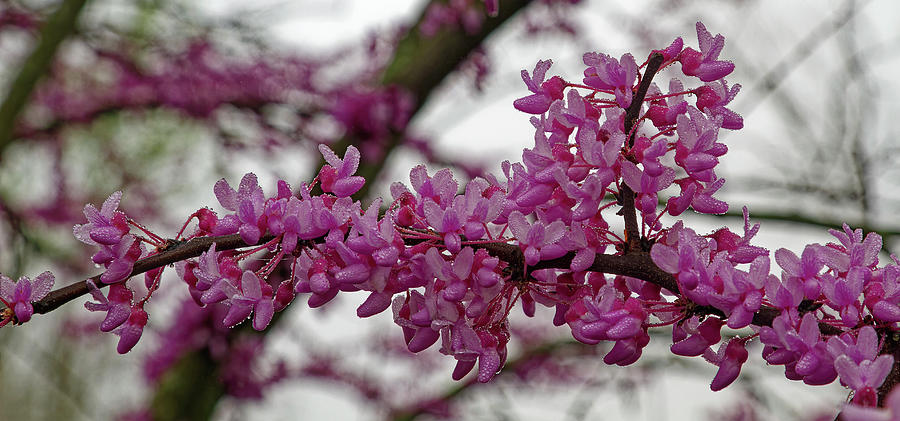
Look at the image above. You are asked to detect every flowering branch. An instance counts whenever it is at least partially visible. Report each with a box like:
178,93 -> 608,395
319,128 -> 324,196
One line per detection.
32,233 -> 276,315
6,17 -> 900,420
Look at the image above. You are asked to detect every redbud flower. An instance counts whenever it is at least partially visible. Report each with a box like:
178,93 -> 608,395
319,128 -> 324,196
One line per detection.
507,210 -> 567,266
513,59 -> 565,114
680,22 -> 735,82
0,271 -> 54,323
646,79 -> 689,128
709,207 -> 768,264
695,80 -> 743,130
868,265 -> 900,322
84,281 -> 134,332
835,353 -> 893,407
671,316 -> 723,357
221,271 -> 275,331
675,106 -> 727,183
317,144 -> 365,198
653,37 -> 684,62
393,291 -> 440,353
73,192 -> 143,283
73,191 -> 129,246
582,52 -> 637,108
409,165 -> 459,209
842,384 -> 900,420
114,305 -> 148,354
708,338 -> 749,391
98,235 -> 144,284
214,173 -> 265,244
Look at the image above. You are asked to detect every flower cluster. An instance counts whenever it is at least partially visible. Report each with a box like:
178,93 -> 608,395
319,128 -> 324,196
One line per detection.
756,226 -> 894,392
73,191 -> 145,284
5,20 -> 900,415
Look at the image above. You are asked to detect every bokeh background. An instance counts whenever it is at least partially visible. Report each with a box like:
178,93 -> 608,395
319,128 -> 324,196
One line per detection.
1,0 -> 899,419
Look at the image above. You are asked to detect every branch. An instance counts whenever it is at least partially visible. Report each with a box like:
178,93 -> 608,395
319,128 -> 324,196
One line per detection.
0,0 -> 89,158
618,52 -> 664,252
32,233 -> 275,315
32,229 -> 840,339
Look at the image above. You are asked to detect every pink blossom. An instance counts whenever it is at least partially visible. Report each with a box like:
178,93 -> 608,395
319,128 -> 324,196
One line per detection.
513,59 -> 565,114
114,305 -> 149,354
507,210 -> 567,266
707,338 -> 749,391
680,22 -> 735,82
84,281 -> 133,332
317,144 -> 366,198
214,173 -> 266,244
582,52 -> 637,108
0,271 -> 54,323
842,386 -> 900,421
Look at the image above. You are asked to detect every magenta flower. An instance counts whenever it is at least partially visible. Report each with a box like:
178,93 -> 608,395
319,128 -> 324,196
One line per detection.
73,191 -> 143,283
653,36 -> 684,62
646,79 -> 689,129
223,271 -> 275,331
842,384 -> 900,420
393,291 -> 440,353
669,177 -> 728,216
559,90 -> 603,163
827,224 -> 882,272
423,199 -> 465,253
868,265 -> 900,323
651,223 -> 714,300
114,305 -> 149,354
461,178 -> 504,239
214,173 -> 266,244
835,353 -> 893,407
409,165 -> 459,209
680,22 -> 734,82
560,221 -> 608,272
565,285 -> 649,362
671,316 -> 723,357
317,144 -> 365,198
621,136 -> 676,218
695,80 -> 743,130
292,250 -> 341,308
759,312 -> 837,385
708,207 -> 768,264
776,245 -> 825,301
73,191 -> 129,247
708,338 -> 749,391
346,199 -> 402,267
0,271 -> 54,323
440,320 -> 509,383
708,256 -> 770,329
513,59 -> 565,114
426,247 -> 474,303
675,106 -> 727,183
828,326 -> 880,365
97,235 -> 144,284
84,281 -> 134,332
582,52 -> 637,108
507,211 -> 567,266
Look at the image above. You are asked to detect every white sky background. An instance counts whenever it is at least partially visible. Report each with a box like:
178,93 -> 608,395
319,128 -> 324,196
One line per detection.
4,1 -> 900,420
194,1 -> 900,420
